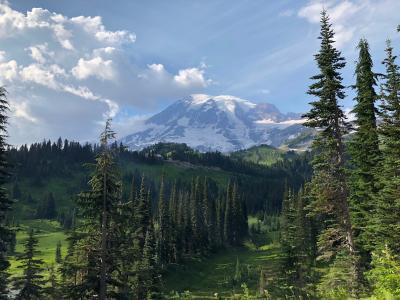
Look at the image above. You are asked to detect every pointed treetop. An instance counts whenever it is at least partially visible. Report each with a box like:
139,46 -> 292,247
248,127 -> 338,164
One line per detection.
100,118 -> 116,147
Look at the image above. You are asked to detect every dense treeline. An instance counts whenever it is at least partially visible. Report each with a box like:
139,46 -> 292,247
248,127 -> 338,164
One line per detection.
280,10 -> 400,299
7,138 -> 311,219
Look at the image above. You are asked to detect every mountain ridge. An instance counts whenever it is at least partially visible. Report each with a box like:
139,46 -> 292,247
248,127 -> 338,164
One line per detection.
121,94 -> 313,152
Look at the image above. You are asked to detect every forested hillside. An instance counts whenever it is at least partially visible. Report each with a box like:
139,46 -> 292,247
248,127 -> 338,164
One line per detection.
0,6 -> 399,300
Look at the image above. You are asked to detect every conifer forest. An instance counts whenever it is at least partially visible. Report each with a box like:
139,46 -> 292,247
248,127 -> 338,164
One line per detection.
0,3 -> 400,300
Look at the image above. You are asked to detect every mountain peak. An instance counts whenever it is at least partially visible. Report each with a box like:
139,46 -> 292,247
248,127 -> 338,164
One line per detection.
121,95 -> 311,152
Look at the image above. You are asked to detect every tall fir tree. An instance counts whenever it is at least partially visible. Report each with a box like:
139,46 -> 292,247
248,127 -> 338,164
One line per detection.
223,182 -> 233,245
55,241 -> 62,264
75,119 -> 122,299
302,10 -> 360,296
0,87 -> 11,300
13,230 -> 45,300
157,175 -> 171,267
349,39 -> 381,262
375,40 -> 400,254
141,222 -> 162,300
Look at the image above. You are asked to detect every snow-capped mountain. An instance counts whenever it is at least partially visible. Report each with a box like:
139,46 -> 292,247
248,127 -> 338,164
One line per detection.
120,94 -> 313,152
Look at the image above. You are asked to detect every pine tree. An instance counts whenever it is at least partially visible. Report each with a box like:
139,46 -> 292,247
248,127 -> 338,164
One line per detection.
75,119 -> 122,299
375,40 -> 400,254
46,264 -> 61,300
13,230 -> 45,300
349,38 -> 381,261
0,87 -> 11,300
157,175 -> 170,267
59,229 -> 85,299
303,10 -> 360,295
224,182 -> 233,245
141,223 -> 162,299
55,241 -> 62,264
280,187 -> 313,297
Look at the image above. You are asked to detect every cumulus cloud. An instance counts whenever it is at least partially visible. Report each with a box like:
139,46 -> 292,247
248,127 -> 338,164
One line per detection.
72,57 -> 116,81
298,0 -> 400,48
0,2 -> 211,145
174,67 -> 210,87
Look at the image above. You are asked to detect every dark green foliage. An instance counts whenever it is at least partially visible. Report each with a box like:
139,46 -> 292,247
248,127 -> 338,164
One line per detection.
36,192 -> 57,219
374,40 -> 400,254
70,119 -> 123,299
279,187 -> 313,298
0,86 -> 11,300
46,264 -> 61,300
55,241 -> 62,264
141,223 -> 162,300
13,230 -> 45,300
156,175 -> 171,268
12,181 -> 21,199
349,39 -> 381,258
302,10 -> 360,296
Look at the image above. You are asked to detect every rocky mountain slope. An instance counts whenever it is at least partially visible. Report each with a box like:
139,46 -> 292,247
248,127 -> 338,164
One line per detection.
121,94 -> 314,152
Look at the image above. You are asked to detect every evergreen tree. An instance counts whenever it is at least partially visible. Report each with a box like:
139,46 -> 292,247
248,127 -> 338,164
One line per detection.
349,39 -> 381,258
59,229 -> 85,299
224,182 -> 233,245
157,175 -> 170,267
55,241 -> 62,264
141,223 -> 162,299
280,187 -> 312,297
46,264 -> 61,300
0,87 -> 11,299
74,119 -> 122,299
302,10 -> 360,295
375,40 -> 400,254
13,230 -> 45,300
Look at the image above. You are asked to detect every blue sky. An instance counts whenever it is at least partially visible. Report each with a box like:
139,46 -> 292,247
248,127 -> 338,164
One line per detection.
1,0 -> 400,144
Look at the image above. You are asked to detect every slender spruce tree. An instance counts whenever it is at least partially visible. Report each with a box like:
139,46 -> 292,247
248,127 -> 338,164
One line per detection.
375,40 -> 400,254
0,87 -> 11,300
303,10 -> 360,296
141,223 -> 162,299
55,241 -> 62,264
157,175 -> 170,267
75,119 -> 122,299
13,230 -> 45,300
349,39 -> 381,258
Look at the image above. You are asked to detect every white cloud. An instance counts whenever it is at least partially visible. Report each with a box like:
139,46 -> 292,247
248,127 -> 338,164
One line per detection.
72,57 -> 116,81
298,0 -> 400,48
174,67 -> 211,87
0,59 -> 18,82
70,15 -> 135,44
20,63 -> 60,89
12,101 -> 37,123
148,63 -> 165,73
0,2 -> 211,145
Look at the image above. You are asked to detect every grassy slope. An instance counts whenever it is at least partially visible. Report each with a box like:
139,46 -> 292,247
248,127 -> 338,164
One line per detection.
8,220 -> 67,276
8,217 -> 283,298
164,244 -> 281,299
164,217 -> 282,299
231,145 -> 286,166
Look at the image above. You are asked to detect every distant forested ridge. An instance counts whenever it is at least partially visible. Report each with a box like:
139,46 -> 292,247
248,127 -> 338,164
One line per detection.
6,139 -> 311,223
